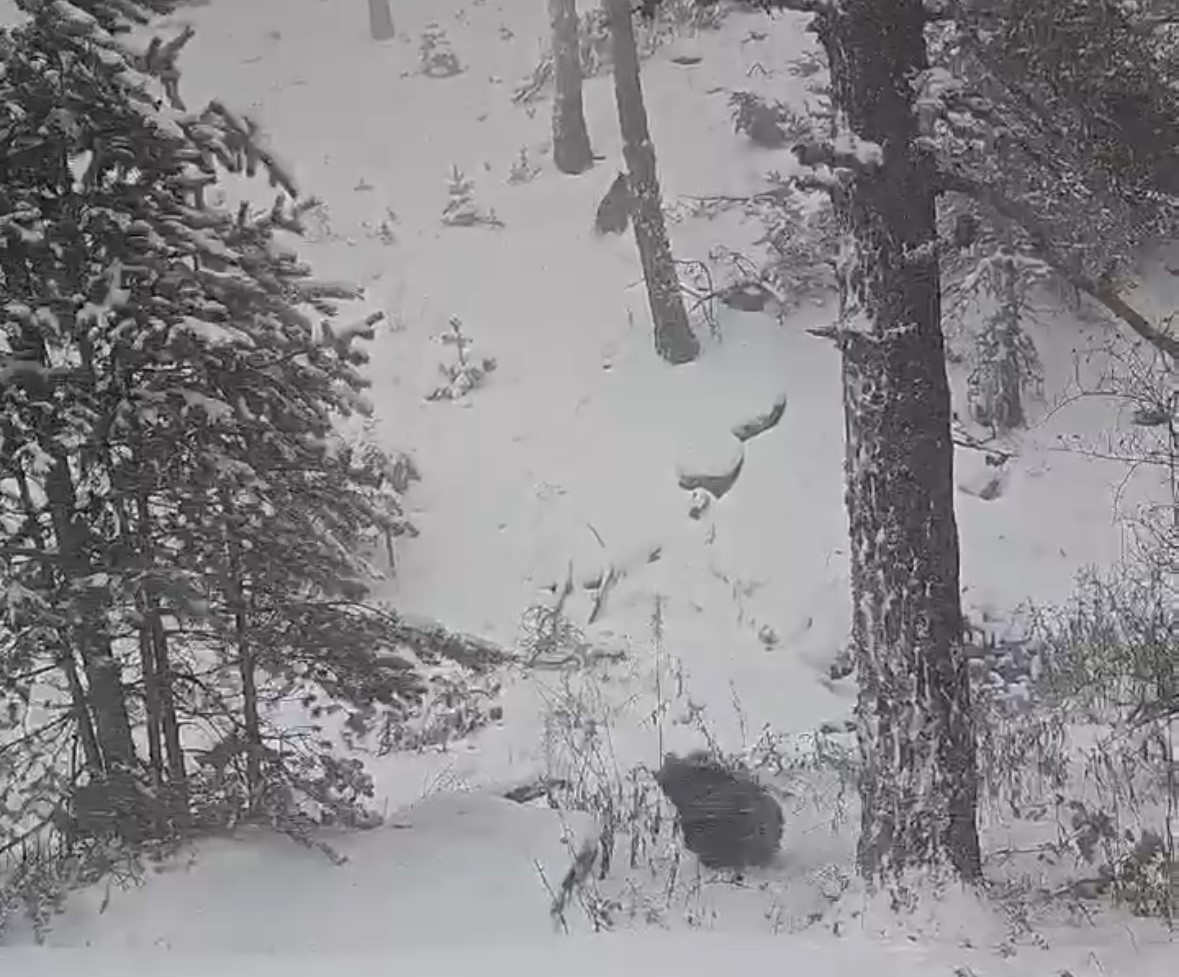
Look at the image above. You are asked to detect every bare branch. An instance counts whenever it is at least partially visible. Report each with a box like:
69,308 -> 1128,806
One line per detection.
940,172 -> 1179,360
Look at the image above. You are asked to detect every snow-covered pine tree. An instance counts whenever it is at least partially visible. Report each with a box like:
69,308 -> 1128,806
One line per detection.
0,1 -> 199,851
0,0 -> 505,906
923,0 -> 1179,360
952,248 -> 1047,437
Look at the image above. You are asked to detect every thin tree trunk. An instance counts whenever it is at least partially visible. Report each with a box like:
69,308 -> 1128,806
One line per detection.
132,485 -> 188,817
44,456 -> 138,775
549,0 -> 594,174
813,0 -> 982,881
603,0 -> 699,365
137,609 -> 165,782
220,489 -> 263,809
367,0 -> 395,41
150,601 -> 188,814
11,464 -> 104,775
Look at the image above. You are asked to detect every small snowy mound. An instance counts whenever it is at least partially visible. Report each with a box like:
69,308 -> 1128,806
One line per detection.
675,430 -> 745,499
732,391 -> 788,442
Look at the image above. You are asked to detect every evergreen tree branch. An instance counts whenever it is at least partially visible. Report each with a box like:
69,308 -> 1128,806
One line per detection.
939,171 -> 1179,360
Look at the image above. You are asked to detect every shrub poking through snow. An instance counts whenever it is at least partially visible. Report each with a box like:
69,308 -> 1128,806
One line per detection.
728,92 -> 811,150
419,22 -> 463,77
426,316 -> 497,402
441,165 -> 503,228
508,146 -> 541,185
654,750 -> 783,870
970,554 -> 1176,920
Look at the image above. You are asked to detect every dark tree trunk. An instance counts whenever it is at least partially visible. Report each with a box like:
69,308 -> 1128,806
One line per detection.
11,463 -> 105,775
603,0 -> 699,365
221,489 -> 263,809
549,0 -> 595,175
812,0 -> 982,881
44,456 -> 138,775
150,602 -> 188,814
367,0 -> 395,41
133,484 -> 189,821
137,607 -> 165,784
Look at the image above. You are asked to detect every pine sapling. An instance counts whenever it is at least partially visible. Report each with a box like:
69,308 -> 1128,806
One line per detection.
419,23 -> 463,77
959,249 -> 1047,437
426,316 -> 497,402
508,146 -> 541,185
441,165 -> 503,228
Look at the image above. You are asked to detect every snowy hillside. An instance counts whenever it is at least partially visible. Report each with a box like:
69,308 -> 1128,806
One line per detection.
0,0 -> 1173,970
137,0 -> 1164,769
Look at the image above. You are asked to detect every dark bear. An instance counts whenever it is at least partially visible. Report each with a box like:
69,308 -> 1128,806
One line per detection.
593,171 -> 632,235
654,750 -> 783,870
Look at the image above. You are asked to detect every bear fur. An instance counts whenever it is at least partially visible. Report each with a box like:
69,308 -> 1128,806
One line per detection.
654,750 -> 783,870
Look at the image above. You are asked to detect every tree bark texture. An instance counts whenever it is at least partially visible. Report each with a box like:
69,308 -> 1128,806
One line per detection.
549,0 -> 595,175
367,0 -> 395,41
603,0 -> 699,365
44,456 -> 138,776
815,0 -> 983,881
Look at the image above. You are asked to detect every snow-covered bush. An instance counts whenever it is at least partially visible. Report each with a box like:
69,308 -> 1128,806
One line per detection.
507,146 -> 541,185
972,556 -> 1175,920
419,22 -> 463,78
425,316 -> 497,402
701,180 -> 838,320
729,91 -> 812,150
441,165 -> 503,228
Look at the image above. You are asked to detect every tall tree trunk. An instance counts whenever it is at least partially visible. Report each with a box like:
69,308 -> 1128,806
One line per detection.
148,598 -> 188,812
45,454 -> 147,842
221,489 -> 263,810
549,0 -> 595,174
812,0 -> 982,881
367,0 -> 395,41
10,464 -> 105,776
136,608 -> 165,783
132,483 -> 189,822
603,0 -> 699,365
44,456 -> 138,776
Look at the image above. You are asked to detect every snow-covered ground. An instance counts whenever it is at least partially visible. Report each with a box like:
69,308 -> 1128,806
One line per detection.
10,928 -> 1174,977
1,0 -> 1173,970
2,793 -> 1175,972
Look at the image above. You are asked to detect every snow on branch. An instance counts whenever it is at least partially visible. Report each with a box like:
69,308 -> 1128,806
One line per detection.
201,101 -> 299,199
376,611 -> 515,672
129,23 -> 194,109
748,0 -> 836,13
940,171 -> 1179,360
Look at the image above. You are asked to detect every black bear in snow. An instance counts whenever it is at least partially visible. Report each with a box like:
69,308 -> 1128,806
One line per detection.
594,171 -> 632,235
654,750 -> 783,870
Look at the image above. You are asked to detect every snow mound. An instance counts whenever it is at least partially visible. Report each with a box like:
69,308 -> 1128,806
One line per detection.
4,793 -> 595,952
675,430 -> 745,498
